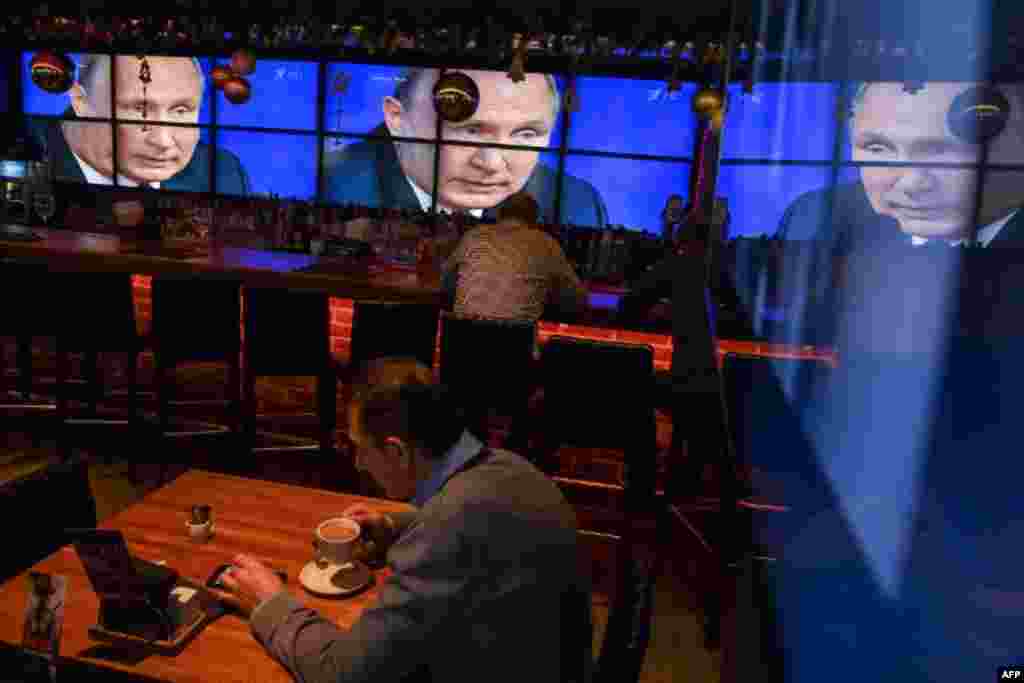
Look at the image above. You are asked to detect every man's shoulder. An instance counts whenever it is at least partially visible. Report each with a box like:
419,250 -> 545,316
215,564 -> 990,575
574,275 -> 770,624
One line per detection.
439,450 -> 575,528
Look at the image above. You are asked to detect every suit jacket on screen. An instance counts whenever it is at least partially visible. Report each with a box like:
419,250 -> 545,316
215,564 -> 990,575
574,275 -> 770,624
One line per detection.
28,112 -> 251,196
323,124 -> 609,227
776,181 -> 1024,248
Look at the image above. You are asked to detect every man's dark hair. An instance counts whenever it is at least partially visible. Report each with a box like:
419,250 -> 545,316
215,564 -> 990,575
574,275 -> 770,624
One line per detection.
497,191 -> 540,224
350,357 -> 467,459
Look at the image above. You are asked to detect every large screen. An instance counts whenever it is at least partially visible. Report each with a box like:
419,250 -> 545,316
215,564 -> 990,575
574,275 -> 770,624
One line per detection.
18,52 -> 1024,250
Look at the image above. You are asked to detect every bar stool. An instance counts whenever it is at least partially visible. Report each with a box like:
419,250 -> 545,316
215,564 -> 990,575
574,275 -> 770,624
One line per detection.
534,336 -> 658,511
531,337 -> 666,683
338,299 -> 441,410
0,262 -> 57,418
438,313 -> 536,449
148,276 -> 243,484
346,300 -> 441,372
53,271 -> 145,450
242,287 -> 337,469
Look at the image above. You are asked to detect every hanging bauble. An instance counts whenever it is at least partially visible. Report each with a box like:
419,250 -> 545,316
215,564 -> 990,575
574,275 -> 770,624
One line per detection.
211,65 -> 233,90
710,109 -> 725,133
230,48 -> 256,76
223,76 -> 252,104
947,85 -> 1010,144
432,71 -> 480,123
692,87 -> 725,119
30,51 -> 75,94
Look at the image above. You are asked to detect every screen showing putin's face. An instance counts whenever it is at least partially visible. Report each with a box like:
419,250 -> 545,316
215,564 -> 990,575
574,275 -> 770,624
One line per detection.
850,82 -> 985,240
66,55 -> 203,184
849,81 -> 1024,242
382,69 -> 557,212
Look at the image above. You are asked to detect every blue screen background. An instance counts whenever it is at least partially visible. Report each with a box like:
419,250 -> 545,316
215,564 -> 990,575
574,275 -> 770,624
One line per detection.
569,77 -> 698,159
722,83 -> 839,161
217,129 -> 317,199
215,59 -> 317,131
562,155 -> 691,232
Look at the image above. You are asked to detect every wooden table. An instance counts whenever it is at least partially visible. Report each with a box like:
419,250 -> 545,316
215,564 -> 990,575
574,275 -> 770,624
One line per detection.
0,469 -> 414,683
0,228 -> 443,304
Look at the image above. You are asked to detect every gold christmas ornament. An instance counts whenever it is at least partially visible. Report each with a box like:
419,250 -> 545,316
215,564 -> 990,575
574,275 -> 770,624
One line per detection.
432,71 -> 480,123
30,51 -> 74,94
692,87 -> 725,118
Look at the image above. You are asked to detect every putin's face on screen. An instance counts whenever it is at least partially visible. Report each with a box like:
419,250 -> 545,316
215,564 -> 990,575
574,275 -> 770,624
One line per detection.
66,56 -> 203,184
382,69 -> 556,212
851,82 -> 1024,240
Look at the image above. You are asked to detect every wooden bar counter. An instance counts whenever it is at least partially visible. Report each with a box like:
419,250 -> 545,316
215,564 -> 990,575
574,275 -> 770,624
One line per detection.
0,227 -> 836,371
0,228 -> 443,305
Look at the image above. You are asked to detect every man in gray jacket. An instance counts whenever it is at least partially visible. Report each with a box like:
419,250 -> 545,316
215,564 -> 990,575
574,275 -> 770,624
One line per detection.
216,357 -> 592,683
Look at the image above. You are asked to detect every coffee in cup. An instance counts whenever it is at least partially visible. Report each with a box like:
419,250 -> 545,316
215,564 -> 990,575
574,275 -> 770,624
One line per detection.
313,517 -> 361,568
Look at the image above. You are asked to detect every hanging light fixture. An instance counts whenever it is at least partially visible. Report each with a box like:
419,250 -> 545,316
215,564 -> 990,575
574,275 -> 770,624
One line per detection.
507,33 -> 528,83
667,42 -> 683,92
137,55 -> 152,132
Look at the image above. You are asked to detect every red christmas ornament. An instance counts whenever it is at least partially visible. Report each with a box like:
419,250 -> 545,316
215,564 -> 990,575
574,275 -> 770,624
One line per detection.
211,65 -> 233,90
30,51 -> 75,94
223,76 -> 252,104
230,49 -> 256,76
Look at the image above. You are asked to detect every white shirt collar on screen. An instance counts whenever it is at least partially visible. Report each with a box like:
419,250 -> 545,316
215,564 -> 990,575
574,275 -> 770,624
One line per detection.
909,209 -> 1019,248
404,174 -> 483,218
71,151 -> 161,189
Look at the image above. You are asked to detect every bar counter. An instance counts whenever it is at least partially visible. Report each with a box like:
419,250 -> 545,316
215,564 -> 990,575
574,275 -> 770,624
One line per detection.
0,228 -> 443,305
0,227 -> 835,371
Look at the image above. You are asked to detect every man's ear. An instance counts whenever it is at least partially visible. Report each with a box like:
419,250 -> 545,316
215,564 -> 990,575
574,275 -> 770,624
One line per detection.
382,97 -> 405,137
68,84 -> 90,117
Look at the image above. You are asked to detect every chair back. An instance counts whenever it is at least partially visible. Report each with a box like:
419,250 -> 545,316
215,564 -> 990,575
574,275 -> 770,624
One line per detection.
0,262 -> 56,336
244,287 -> 330,377
152,277 -> 241,364
349,301 -> 440,371
720,353 -> 834,557
540,336 -> 657,506
439,313 -> 536,414
592,513 -> 667,683
55,272 -> 138,352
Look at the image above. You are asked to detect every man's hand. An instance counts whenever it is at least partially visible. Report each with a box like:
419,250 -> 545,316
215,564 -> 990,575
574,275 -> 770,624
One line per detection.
340,504 -> 388,533
215,554 -> 286,618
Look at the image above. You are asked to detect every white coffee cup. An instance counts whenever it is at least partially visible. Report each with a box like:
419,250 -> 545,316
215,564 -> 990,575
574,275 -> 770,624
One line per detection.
313,517 -> 361,567
186,520 -> 214,542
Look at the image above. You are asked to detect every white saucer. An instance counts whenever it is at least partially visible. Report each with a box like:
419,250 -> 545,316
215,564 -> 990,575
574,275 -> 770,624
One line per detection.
298,561 -> 371,597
